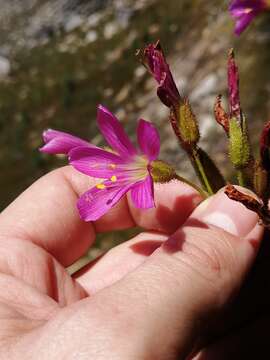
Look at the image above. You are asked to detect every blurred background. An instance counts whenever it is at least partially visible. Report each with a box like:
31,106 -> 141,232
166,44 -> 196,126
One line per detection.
0,0 -> 270,265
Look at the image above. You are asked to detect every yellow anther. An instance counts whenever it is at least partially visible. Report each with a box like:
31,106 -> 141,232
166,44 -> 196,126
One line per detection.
109,163 -> 117,169
96,184 -> 106,190
111,175 -> 117,182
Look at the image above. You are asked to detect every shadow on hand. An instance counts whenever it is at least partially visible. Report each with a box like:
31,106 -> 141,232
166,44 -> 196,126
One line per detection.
154,191 -> 201,234
204,228 -> 270,348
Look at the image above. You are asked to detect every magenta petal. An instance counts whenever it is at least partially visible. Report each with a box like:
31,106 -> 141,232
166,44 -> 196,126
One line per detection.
40,129 -> 92,154
229,0 -> 267,35
234,14 -> 255,35
78,182 -> 132,221
97,105 -> 137,157
137,119 -> 160,161
130,175 -> 154,209
69,146 -> 125,178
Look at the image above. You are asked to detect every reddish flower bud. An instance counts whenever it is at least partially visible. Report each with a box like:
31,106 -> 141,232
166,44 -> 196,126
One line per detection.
138,41 -> 181,108
228,49 -> 241,120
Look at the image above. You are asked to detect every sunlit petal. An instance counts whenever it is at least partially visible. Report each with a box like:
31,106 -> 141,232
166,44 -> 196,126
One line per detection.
130,175 -> 154,209
40,129 -> 92,154
78,182 -> 132,221
97,105 -> 137,157
137,119 -> 160,161
69,146 -> 125,178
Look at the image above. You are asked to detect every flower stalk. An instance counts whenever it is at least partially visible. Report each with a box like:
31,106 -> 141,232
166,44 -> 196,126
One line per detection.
191,149 -> 214,195
174,173 -> 208,199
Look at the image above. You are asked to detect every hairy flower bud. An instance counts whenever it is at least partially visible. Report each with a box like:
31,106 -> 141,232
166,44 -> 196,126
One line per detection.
177,98 -> 200,147
150,160 -> 176,183
229,117 -> 251,169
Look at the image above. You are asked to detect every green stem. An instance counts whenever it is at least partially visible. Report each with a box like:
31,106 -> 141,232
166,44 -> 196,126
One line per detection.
237,168 -> 251,188
237,170 -> 245,187
174,173 -> 208,199
191,149 -> 214,195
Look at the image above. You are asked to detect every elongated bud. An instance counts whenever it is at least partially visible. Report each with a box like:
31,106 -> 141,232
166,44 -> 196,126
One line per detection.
137,41 -> 181,108
214,95 -> 229,133
228,49 -> 241,121
260,120 -> 270,171
150,160 -> 176,183
229,117 -> 251,169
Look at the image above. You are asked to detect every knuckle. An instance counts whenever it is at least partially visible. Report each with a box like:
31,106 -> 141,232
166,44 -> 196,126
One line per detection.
162,227 -> 239,294
185,227 -> 238,277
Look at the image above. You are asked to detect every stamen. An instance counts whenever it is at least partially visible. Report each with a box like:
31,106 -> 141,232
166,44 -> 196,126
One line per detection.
111,175 -> 117,182
96,184 -> 106,189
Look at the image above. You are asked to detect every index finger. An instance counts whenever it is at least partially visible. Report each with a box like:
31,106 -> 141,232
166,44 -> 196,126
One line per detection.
0,166 -> 201,266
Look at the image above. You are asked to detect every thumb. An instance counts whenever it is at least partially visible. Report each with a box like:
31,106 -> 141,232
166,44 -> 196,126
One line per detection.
88,188 -> 264,359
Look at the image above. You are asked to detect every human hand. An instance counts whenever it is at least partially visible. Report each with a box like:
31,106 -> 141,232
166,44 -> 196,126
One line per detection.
0,166 -> 264,359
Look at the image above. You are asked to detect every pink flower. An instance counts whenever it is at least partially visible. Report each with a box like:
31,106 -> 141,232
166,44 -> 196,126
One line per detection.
141,41 -> 181,108
229,0 -> 268,35
40,105 -> 160,221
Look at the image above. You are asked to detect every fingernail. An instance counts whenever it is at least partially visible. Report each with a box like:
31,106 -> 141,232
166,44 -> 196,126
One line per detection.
191,188 -> 259,237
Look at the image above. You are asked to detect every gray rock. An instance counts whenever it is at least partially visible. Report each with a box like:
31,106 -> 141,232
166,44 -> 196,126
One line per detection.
0,56 -> 10,77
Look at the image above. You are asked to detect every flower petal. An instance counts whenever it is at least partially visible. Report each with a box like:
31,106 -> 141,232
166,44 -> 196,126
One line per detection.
130,175 -> 154,209
40,129 -> 92,154
78,182 -> 132,221
229,0 -> 267,35
69,146 -> 125,178
234,15 -> 255,35
97,105 -> 137,157
137,119 -> 160,161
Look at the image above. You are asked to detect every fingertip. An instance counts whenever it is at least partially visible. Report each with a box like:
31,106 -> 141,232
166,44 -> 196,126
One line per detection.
128,180 -> 202,234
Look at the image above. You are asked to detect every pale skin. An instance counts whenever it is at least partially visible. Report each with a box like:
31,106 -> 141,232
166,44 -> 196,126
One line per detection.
0,165 -> 267,359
